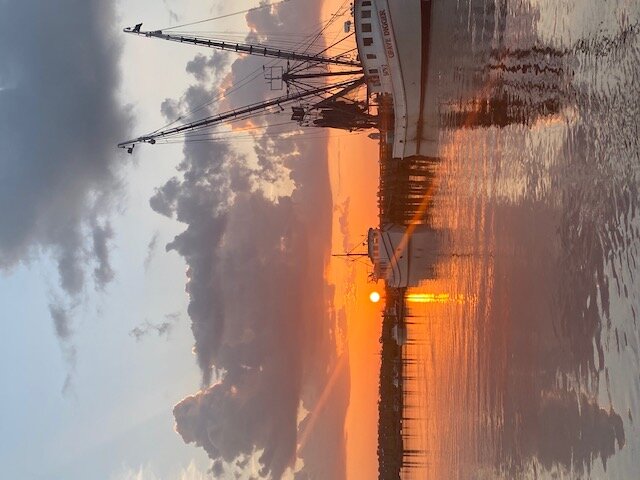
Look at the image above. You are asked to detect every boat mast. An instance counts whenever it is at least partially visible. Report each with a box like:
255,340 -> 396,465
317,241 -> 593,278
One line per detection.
118,78 -> 364,150
124,25 -> 360,67
119,21 -> 371,152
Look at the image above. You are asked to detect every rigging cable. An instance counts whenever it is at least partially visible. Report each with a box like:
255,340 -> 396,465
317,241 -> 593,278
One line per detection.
140,0 -> 361,143
298,0 -> 351,55
160,0 -> 293,31
149,4 -> 338,134
288,1 -> 355,73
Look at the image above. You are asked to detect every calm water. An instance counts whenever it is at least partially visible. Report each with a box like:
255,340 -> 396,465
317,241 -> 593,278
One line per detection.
403,0 -> 640,478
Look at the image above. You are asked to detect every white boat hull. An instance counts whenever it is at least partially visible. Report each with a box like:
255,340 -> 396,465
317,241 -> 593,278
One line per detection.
378,0 -> 439,159
356,0 -> 453,159
368,224 -> 440,288
379,0 -> 438,158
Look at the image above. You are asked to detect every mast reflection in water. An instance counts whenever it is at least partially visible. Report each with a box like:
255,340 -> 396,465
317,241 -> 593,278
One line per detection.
381,0 -> 640,478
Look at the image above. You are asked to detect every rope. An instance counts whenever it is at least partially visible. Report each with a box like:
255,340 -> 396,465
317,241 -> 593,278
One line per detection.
138,0 -> 360,143
161,0 -> 292,31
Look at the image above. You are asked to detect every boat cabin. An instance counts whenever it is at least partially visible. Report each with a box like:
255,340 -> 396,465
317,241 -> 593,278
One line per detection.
367,224 -> 440,288
354,0 -> 394,94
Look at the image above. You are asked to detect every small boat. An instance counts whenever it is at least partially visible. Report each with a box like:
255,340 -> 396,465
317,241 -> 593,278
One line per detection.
367,223 -> 440,288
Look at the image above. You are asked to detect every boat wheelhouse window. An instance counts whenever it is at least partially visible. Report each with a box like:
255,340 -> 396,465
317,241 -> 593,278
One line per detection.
361,23 -> 372,33
369,68 -> 379,74
366,53 -> 377,59
363,37 -> 373,46
361,10 -> 372,18
362,0 -> 371,5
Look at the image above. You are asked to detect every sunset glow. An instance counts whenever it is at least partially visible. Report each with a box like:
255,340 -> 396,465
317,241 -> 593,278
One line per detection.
325,121 -> 380,480
320,1 -> 382,469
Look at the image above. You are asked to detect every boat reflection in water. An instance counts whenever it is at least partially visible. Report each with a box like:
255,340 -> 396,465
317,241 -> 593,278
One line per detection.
376,0 -> 640,478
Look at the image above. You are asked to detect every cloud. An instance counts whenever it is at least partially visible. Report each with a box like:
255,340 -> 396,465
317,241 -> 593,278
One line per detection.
146,2 -> 350,477
171,192 -> 317,478
211,460 -> 224,477
49,303 -> 74,341
161,0 -> 180,26
92,221 -> 115,289
186,52 -> 230,83
130,313 -> 181,342
149,132 -> 235,384
150,178 -> 181,217
144,232 -> 160,271
0,0 -> 131,370
336,198 -> 352,251
110,461 -> 210,480
333,198 -> 358,299
48,301 -> 78,394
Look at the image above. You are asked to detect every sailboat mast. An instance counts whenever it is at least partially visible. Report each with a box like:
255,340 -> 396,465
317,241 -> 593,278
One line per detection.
124,26 -> 360,67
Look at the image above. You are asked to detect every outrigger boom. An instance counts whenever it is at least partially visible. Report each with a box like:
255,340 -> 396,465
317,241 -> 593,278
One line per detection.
118,78 -> 366,151
124,24 -> 360,67
119,17 -> 377,153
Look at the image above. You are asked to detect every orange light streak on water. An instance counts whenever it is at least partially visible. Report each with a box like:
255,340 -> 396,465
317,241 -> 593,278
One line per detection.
406,292 -> 466,304
397,123 -> 502,479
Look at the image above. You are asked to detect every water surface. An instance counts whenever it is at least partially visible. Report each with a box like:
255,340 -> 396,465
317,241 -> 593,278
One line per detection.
402,1 -> 640,478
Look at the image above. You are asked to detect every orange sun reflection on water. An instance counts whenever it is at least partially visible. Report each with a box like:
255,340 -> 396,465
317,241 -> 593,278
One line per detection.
406,293 -> 466,304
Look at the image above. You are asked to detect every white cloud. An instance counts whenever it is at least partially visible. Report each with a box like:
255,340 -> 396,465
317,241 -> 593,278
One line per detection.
111,461 -> 210,480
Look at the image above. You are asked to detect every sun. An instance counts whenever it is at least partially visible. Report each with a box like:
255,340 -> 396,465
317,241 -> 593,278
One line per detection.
369,291 -> 381,303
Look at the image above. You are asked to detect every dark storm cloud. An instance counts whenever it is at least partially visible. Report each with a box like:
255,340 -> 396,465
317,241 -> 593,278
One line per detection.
0,1 -> 130,351
153,2 -> 350,478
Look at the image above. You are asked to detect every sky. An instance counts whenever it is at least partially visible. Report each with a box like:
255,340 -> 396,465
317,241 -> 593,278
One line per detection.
0,0 -> 382,479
